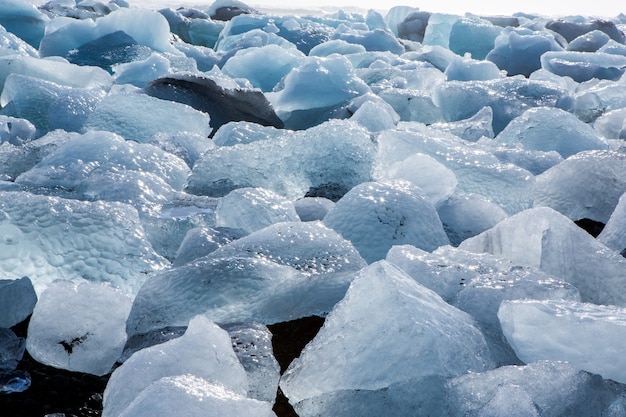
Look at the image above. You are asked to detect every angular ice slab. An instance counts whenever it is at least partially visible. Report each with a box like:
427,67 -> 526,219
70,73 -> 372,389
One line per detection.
433,77 -> 572,134
0,0 -> 49,48
128,221 -> 366,335
0,277 -> 37,328
0,191 -> 167,295
83,91 -> 212,143
459,207 -> 626,306
499,299 -> 626,384
447,360 -> 612,416
567,30 -> 610,52
323,180 -> 449,263
103,316 -> 248,417
448,16 -> 502,60
541,51 -> 626,83
280,261 -> 493,416
534,150 -> 626,223
118,375 -> 275,417
215,187 -> 299,234
26,280 -> 132,376
16,130 -> 190,191
186,119 -> 375,200
495,107 -> 608,158
598,192 -> 626,255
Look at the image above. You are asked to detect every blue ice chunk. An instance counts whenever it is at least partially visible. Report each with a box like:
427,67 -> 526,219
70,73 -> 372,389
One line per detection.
0,24 -> 39,57
0,277 -> 37,328
567,30 -> 611,52
0,370 -> 30,394
541,50 -> 626,82
449,16 -> 502,60
332,28 -> 404,54
444,56 -> 503,81
0,0 -> 48,48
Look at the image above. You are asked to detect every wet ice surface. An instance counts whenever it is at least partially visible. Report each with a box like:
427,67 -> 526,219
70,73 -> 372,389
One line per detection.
3,0 -> 626,415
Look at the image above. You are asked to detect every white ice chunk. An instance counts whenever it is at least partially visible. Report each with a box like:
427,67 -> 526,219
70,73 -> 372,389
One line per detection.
444,55 -> 503,81
350,99 -> 399,132
437,193 -> 508,246
429,106 -> 495,142
324,180 -> 449,263
594,107 -> 626,139
84,91 -> 212,143
459,206 -> 626,306
103,315 -> 248,417
212,121 -> 284,147
118,375 -> 275,417
447,361 -> 608,416
16,130 -> 190,191
186,119 -> 375,200
0,0 -> 49,49
495,107 -> 608,158
0,277 -> 37,328
112,53 -> 170,88
448,16 -> 502,60
173,226 -> 244,267
598,192 -> 626,255
533,150 -> 626,223
0,115 -> 36,146
383,5 -> 419,37
490,146 -> 563,175
294,197 -> 334,222
423,13 -> 459,48
308,39 -> 366,56
376,88 -> 443,124
26,280 -> 132,376
0,24 -> 39,57
499,299 -> 626,384
215,187 -> 299,234
0,191 -> 167,295
280,261 -> 493,416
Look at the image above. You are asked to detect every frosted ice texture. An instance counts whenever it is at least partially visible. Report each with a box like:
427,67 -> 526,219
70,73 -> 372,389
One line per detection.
429,106 -> 494,141
0,277 -> 37,328
280,261 -> 493,415
26,280 -> 132,376
83,91 -> 212,143
594,108 -> 626,139
444,56 -> 503,81
294,197 -> 335,222
496,107 -> 608,157
211,121 -> 284,147
186,119 -> 375,200
112,53 -> 171,88
499,299 -> 626,384
448,16 -> 502,60
173,226 -> 245,266
598,192 -> 626,255
0,23 -> 39,57
541,51 -> 626,82
215,187 -> 300,234
490,147 -> 563,175
533,150 -> 626,223
118,375 -> 276,417
323,180 -> 449,262
460,207 -> 626,306
103,315 -> 248,417
0,115 -> 35,146
0,190 -> 167,295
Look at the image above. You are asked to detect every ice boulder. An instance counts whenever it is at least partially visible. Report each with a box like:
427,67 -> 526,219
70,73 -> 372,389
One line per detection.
567,30 -> 611,52
541,51 -> 626,82
376,88 -> 443,124
448,16 -> 502,60
422,13 -> 459,48
211,121 -> 284,146
490,147 -> 564,175
111,53 -> 171,88
429,106 -> 494,141
103,315 -> 249,417
331,28 -> 404,55
533,150 -> 626,223
280,261 -> 494,416
486,27 -> 563,77
215,187 -> 299,234
459,207 -> 626,306
186,119 -> 375,200
444,55 -> 503,81
83,91 -> 212,143
495,107 -> 608,158
0,328 -> 25,372
499,299 -> 626,384
269,55 -> 370,129
0,277 -> 37,328
447,360 -> 615,416
118,375 -> 275,417
0,0 -> 49,48
294,197 -> 334,222
145,71 -> 284,132
159,7 -> 225,48
433,77 -> 572,134
324,180 -> 449,263
16,130 -> 191,191
593,107 -> 626,139
127,221 -> 366,335
0,115 -> 36,146
598,192 -> 626,255
26,280 -> 132,376
0,191 -> 168,295
437,193 -> 508,246
173,226 -> 245,266
453,267 -> 581,365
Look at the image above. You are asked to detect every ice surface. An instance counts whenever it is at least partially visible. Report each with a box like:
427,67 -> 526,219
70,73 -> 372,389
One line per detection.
376,88 -> 443,124
437,193 -> 508,246
541,51 -> 626,83
159,7 -> 224,48
211,121 -> 283,147
567,30 -> 611,52
447,360 -> 614,416
0,190 -> 167,295
495,107 -> 608,158
0,116 -> 36,146
544,19 -> 625,44
118,375 -> 275,417
444,55 -> 503,81
429,106 -> 494,141
0,0 -> 49,48
594,108 -> 626,139
83,90 -> 212,143
186,119 -> 375,200
598,192 -> 626,255
308,39 -> 366,56
324,180 -> 449,262
460,206 -> 626,306
499,299 -> 626,384
280,261 -> 493,415
533,150 -> 626,223
490,146 -> 563,175
0,23 -> 39,57
173,226 -> 245,266
112,53 -> 171,88
26,280 -> 131,376
0,328 -> 25,371
422,13 -> 459,48
0,277 -> 37,328
349,96 -> 399,132
127,221 -> 366,334
294,197 -> 334,222
448,16 -> 502,60
215,187 -> 299,234
103,315 -> 248,417
332,28 -> 404,55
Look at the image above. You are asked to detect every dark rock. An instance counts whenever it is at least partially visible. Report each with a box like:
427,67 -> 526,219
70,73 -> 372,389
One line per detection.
545,19 -> 625,43
145,73 -> 284,134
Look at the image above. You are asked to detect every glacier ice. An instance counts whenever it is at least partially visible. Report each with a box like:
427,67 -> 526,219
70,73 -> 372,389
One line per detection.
0,0 -> 49,48
173,226 -> 245,266
323,180 -> 449,262
294,197 -> 335,222
541,51 -> 626,82
499,299 -> 626,384
0,115 -> 36,146
448,16 -> 502,60
280,261 -> 493,416
0,276 -> 37,328
598,192 -> 626,255
26,280 -> 132,376
103,315 -> 248,417
567,30 -> 611,52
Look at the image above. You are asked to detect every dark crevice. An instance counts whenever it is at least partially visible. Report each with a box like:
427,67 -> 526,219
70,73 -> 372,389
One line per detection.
574,218 -> 605,238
